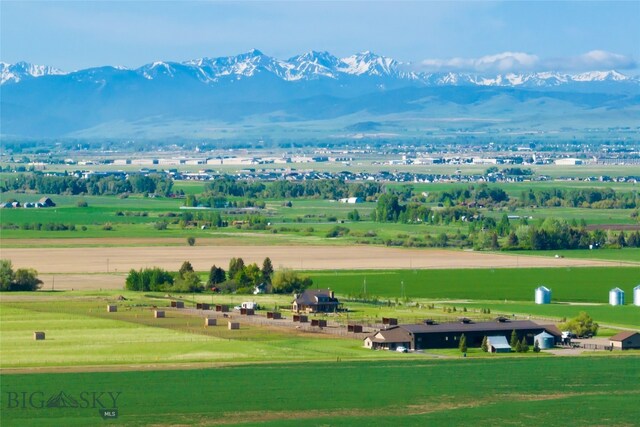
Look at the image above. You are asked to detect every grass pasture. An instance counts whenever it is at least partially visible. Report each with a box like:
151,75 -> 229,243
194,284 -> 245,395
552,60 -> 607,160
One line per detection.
0,296 -> 405,370
1,357 -> 639,426
309,267 -> 640,303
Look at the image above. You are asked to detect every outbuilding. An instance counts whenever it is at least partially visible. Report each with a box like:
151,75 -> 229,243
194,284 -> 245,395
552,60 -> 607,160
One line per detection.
534,286 -> 551,305
634,285 -> 640,307
534,331 -> 556,349
487,336 -> 511,353
609,331 -> 640,350
609,287 -> 625,306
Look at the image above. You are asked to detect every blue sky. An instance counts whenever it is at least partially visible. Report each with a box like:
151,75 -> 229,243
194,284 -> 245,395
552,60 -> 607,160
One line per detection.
1,1 -> 638,73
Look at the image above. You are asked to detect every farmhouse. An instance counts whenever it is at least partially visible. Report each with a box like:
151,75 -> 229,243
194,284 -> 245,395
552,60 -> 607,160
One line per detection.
609,331 -> 640,350
364,319 -> 560,351
292,289 -> 340,313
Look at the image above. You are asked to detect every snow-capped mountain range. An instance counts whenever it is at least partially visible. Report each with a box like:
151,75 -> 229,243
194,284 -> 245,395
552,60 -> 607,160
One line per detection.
1,49 -> 637,87
1,50 -> 638,139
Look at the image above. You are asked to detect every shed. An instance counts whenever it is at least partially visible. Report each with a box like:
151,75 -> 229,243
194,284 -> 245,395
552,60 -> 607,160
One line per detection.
240,308 -> 255,316
154,310 -> 165,318
204,318 -> 217,327
228,322 -> 240,330
609,287 -> 625,306
216,305 -> 229,312
634,285 -> 640,307
348,324 -> 363,333
34,331 -> 45,340
196,303 -> 211,310
534,331 -> 555,349
171,301 -> 184,309
311,319 -> 327,327
534,286 -> 551,305
609,331 -> 640,350
293,314 -> 308,323
267,312 -> 282,319
487,336 -> 511,353
107,305 -> 117,313
382,317 -> 398,326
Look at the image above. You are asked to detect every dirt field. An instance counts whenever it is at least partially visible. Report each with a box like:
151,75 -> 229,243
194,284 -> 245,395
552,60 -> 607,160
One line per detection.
2,244 -> 620,291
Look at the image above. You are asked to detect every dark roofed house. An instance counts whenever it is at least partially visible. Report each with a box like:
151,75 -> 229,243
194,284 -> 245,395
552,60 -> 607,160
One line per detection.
38,197 -> 56,207
609,331 -> 640,350
364,326 -> 412,351
292,289 -> 339,313
364,319 -> 561,351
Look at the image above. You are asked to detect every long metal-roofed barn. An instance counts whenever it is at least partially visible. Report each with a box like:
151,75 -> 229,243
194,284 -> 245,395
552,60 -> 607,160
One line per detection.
364,318 -> 561,351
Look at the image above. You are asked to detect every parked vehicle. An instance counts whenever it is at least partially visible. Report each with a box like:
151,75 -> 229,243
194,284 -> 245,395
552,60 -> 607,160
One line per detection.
396,346 -> 408,353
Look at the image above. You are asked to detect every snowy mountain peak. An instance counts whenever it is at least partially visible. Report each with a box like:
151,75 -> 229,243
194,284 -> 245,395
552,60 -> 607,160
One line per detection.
1,52 -> 637,88
572,70 -> 628,82
1,61 -> 66,84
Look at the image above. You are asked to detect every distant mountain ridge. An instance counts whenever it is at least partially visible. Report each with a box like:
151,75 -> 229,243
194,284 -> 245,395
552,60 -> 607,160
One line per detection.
2,50 -> 637,87
1,50 -> 639,139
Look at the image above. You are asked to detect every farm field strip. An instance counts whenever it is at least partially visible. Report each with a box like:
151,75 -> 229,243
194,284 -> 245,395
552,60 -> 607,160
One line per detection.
0,301 -> 408,370
1,246 -> 621,275
1,357 -> 639,426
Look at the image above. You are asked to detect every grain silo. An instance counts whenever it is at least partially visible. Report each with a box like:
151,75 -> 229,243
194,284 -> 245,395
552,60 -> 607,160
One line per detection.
634,285 -> 640,307
534,331 -> 556,349
534,286 -> 551,304
609,287 -> 625,306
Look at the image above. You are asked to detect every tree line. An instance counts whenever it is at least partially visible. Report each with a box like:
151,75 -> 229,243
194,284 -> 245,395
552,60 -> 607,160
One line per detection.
2,173 -> 173,196
199,178 -> 385,201
424,184 -> 638,209
125,257 -> 312,294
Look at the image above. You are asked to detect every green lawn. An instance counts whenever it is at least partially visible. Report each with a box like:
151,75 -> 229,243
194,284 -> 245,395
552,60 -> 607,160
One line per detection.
1,357 -> 638,426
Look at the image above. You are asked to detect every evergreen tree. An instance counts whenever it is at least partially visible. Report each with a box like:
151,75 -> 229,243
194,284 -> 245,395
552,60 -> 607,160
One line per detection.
515,340 -> 523,353
533,339 -> 541,353
228,257 -> 245,280
490,232 -> 500,250
520,337 -> 529,353
481,336 -> 488,352
178,261 -> 194,279
261,257 -> 274,283
459,334 -> 467,353
510,330 -> 519,349
208,265 -> 226,286
617,231 -> 626,247
506,231 -> 519,248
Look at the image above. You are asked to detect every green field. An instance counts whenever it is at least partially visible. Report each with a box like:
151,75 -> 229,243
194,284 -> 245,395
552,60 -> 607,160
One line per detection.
0,298 -> 407,369
309,267 -> 640,303
2,357 -> 639,426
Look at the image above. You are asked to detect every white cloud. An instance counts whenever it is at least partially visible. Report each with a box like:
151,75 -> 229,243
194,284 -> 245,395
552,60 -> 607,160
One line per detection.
417,50 -> 636,73
545,50 -> 637,71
